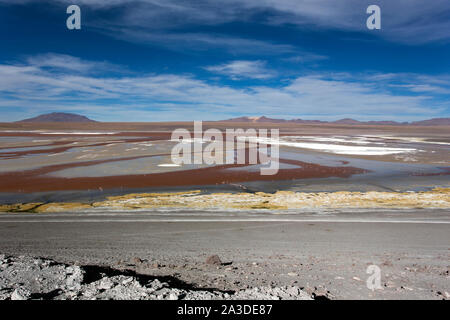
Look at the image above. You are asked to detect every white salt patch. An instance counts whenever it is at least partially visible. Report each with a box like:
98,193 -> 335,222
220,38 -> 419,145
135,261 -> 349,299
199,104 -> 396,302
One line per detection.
170,138 -> 206,144
158,164 -> 181,167
363,135 -> 450,145
248,137 -> 417,156
282,135 -> 388,145
288,136 -> 371,145
76,154 -> 99,159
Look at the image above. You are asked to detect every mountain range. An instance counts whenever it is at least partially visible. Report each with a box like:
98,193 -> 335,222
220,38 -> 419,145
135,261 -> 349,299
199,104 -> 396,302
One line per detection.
221,116 -> 450,126
15,113 -> 450,126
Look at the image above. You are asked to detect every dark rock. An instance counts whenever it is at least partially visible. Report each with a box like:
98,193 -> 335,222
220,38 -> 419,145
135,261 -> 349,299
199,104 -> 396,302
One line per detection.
205,255 -> 222,265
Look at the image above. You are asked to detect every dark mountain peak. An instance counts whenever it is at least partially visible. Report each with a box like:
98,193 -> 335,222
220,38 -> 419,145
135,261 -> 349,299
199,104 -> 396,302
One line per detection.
333,118 -> 362,125
18,112 -> 96,123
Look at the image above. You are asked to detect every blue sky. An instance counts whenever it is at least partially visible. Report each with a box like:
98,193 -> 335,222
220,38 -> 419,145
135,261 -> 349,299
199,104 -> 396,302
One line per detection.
0,0 -> 449,122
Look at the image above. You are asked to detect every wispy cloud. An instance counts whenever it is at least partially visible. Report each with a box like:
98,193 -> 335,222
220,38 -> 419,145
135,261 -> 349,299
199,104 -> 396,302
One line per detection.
2,0 -> 449,44
0,54 -> 448,122
282,54 -> 328,64
233,0 -> 450,44
99,29 -> 296,55
364,73 -> 450,95
25,53 -> 126,75
205,60 -> 276,80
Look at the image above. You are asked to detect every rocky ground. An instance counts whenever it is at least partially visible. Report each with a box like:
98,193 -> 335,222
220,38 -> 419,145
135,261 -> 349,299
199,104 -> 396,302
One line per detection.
0,254 -> 312,300
1,211 -> 448,300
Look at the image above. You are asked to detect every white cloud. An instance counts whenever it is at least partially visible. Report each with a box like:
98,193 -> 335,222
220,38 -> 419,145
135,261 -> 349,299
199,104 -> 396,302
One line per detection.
205,60 -> 276,80
230,0 -> 450,44
0,55 -> 448,121
2,0 -> 449,44
393,84 -> 450,95
24,53 -> 126,74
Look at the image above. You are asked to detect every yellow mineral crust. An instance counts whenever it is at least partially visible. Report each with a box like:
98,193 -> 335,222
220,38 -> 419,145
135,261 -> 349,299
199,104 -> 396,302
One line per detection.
0,188 -> 449,213
0,203 -> 44,212
104,190 -> 202,201
33,203 -> 93,213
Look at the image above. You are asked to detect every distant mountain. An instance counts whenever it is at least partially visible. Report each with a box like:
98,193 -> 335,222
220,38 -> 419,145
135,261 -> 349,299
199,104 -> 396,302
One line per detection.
411,118 -> 450,126
223,116 -> 357,124
365,120 -> 408,125
222,116 -> 326,124
333,118 -> 362,125
222,116 -> 263,123
221,116 -> 450,126
18,112 -> 96,123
